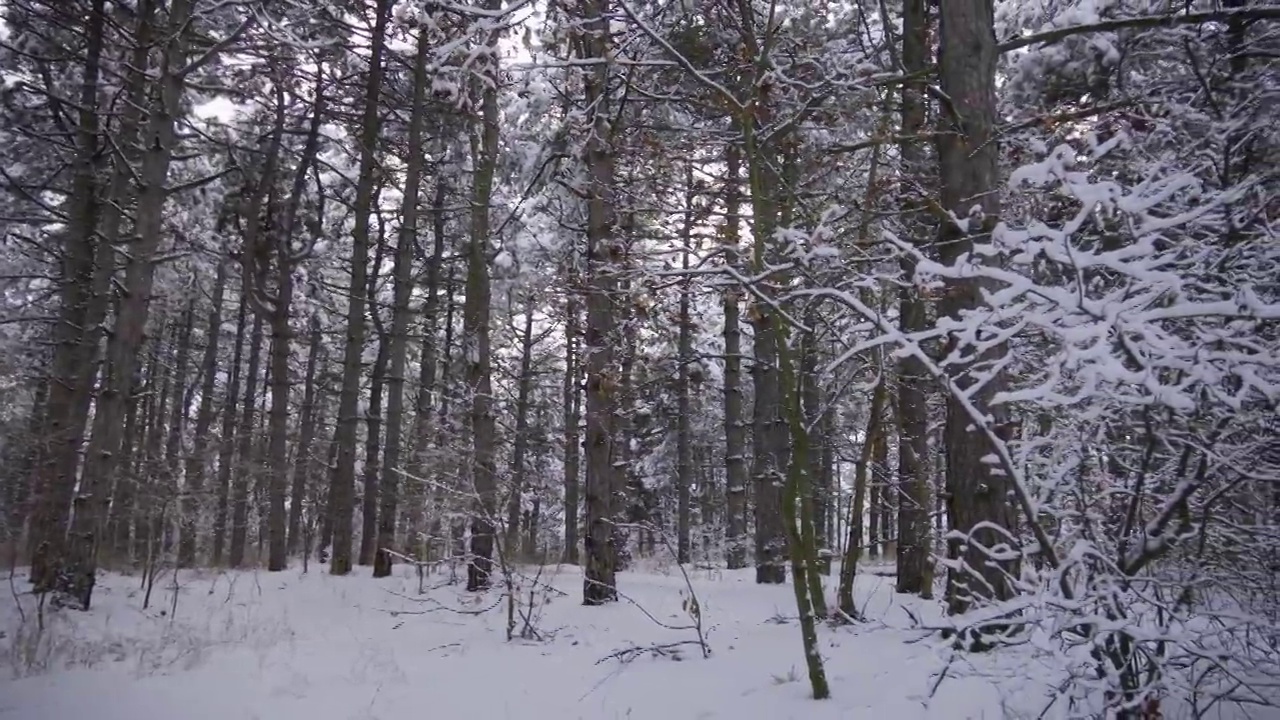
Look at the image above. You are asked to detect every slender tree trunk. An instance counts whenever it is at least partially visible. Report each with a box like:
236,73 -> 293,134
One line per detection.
462,0 -> 501,591
505,301 -> 537,559
722,140 -> 749,570
675,169 -> 694,565
360,232 -> 391,567
181,262 -> 228,566
329,0 -> 391,576
405,179 -> 447,562
289,315 -> 323,556
28,0 -> 107,591
230,312 -> 265,568
212,292 -> 248,565
373,26 -> 432,578
562,279 -> 582,565
162,302 -> 196,557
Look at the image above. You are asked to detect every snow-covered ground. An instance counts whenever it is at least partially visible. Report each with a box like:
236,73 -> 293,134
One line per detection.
0,562 -> 1206,719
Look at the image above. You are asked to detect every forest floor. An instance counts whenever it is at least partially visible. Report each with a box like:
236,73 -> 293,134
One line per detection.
0,560 -> 1116,718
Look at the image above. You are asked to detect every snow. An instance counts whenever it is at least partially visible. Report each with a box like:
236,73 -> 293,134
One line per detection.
0,564 -> 1028,719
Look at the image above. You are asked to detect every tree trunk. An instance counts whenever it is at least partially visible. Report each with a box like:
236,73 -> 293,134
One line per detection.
721,140 -> 749,571
289,315 -> 323,556
505,301 -> 537,560
373,26 -> 432,578
162,302 -> 197,557
329,0 -> 391,577
230,311 -> 265,568
577,0 -> 620,606
463,0 -> 501,592
360,231 -> 391,567
181,262 -> 228,566
675,169 -> 694,566
212,292 -> 249,565
894,0 -> 934,601
405,179 -> 448,563
562,278 -> 582,565
936,0 -> 1018,618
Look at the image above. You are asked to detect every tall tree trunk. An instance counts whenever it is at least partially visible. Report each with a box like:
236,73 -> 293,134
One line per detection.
800,317 -> 826,565
230,312 -> 265,567
464,0 -> 501,591
577,0 -> 620,606
135,325 -> 173,567
162,302 -> 197,555
505,300 -> 537,560
359,230 -> 391,567
673,168 -> 694,565
373,26 -> 432,578
212,292 -> 249,565
405,179 -> 448,562
329,0 -> 391,576
893,0 -> 934,599
562,277 -> 582,565
28,0 -> 107,592
289,315 -> 323,556
722,140 -> 749,571
247,63 -> 325,573
181,261 -> 228,567
935,0 -> 1017,617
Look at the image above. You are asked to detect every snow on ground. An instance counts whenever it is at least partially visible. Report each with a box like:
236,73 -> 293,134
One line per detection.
1,563 -> 1063,719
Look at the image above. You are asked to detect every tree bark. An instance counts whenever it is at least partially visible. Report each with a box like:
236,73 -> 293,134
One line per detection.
562,278 -> 582,565
359,229 -> 391,567
28,0 -> 108,592
675,168 -> 694,566
373,24 -> 432,579
463,0 -> 502,592
181,262 -> 228,566
212,292 -> 249,565
230,311 -> 265,567
935,0 -> 1019,617
329,0 -> 391,576
289,315 -> 323,556
721,140 -> 749,571
405,179 -> 448,562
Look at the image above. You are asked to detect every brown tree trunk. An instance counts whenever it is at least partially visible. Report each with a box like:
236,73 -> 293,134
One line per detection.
562,271 -> 582,565
373,25 -> 432,578
464,0 -> 501,591
675,169 -> 694,565
230,311 -> 265,568
359,230 -> 391,567
212,291 -> 248,565
405,179 -> 448,562
722,140 -> 749,570
329,0 -> 391,576
935,0 -> 1018,617
505,300 -> 537,560
27,0 -> 108,592
162,302 -> 197,556
577,0 -> 620,605
289,315 -> 323,556
289,311 -> 322,550
181,261 -> 228,567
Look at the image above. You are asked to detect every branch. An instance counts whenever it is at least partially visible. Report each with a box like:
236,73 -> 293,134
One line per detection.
998,8 -> 1280,54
